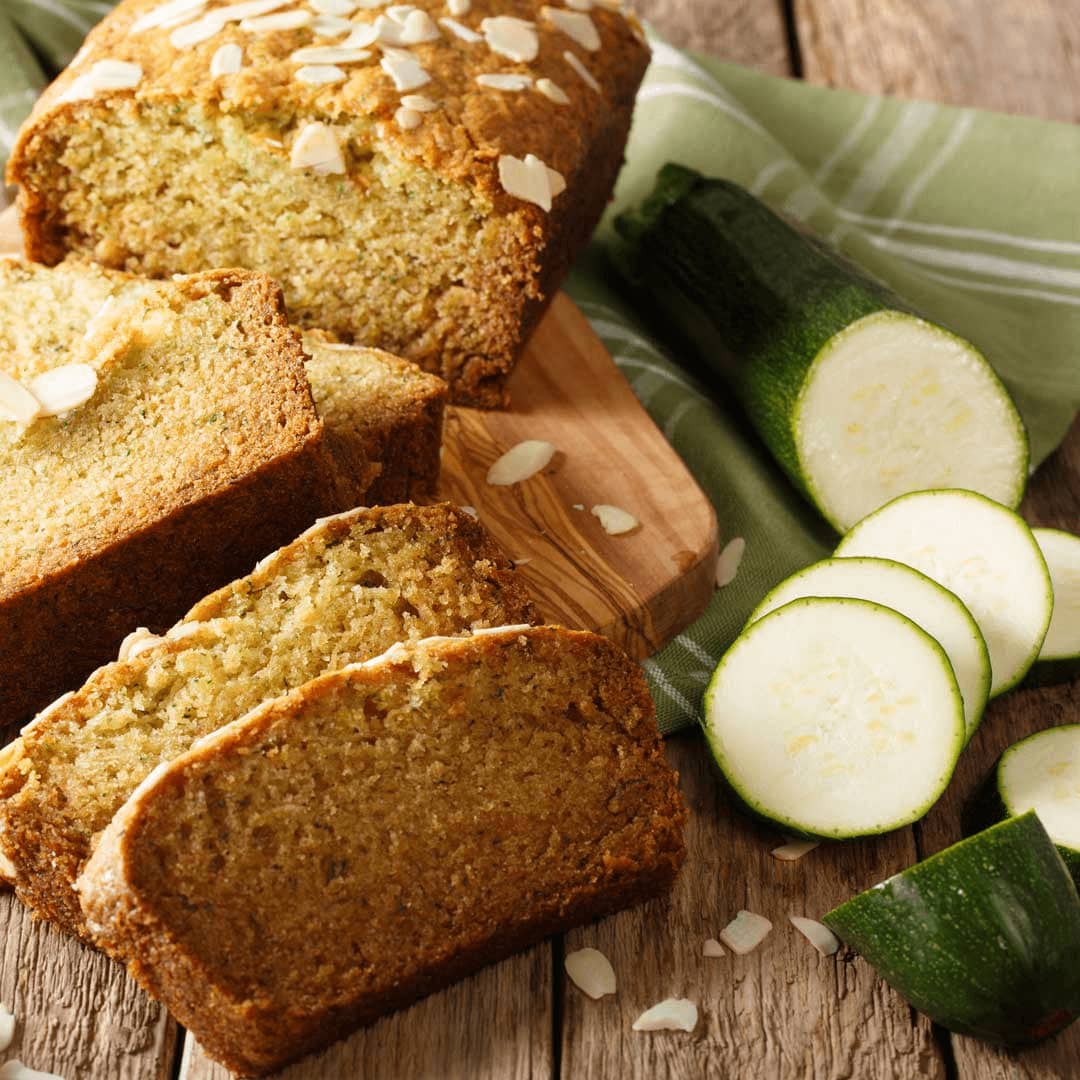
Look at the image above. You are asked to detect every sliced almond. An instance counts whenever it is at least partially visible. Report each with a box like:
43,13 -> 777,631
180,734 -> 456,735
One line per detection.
543,6 -> 600,50
342,24 -> 380,47
380,54 -> 431,91
213,0 -> 291,20
535,77 -> 570,104
401,93 -> 438,111
486,439 -> 557,485
394,106 -> 423,130
497,153 -> 563,211
290,45 -> 372,63
169,13 -> 224,46
241,9 -> 314,31
118,627 -> 161,662
0,1059 -> 65,1080
716,536 -> 746,587
440,16 -> 481,41
290,121 -> 347,174
565,0 -> 594,8
0,1003 -> 13,1053
312,13 -> 354,35
591,504 -> 638,536
564,49 -> 600,91
770,838 -> 818,861
719,910 -> 772,955
400,9 -> 441,42
481,15 -> 539,62
564,947 -> 616,999
0,372 -> 42,424
632,998 -> 698,1032
702,938 -> 726,958
132,0 -> 208,32
447,0 -> 470,13
458,505 -> 478,518
789,915 -> 840,957
86,58 -> 144,88
210,42 -> 244,74
311,0 -> 357,12
28,364 -> 98,417
295,64 -> 348,84
476,73 -> 532,91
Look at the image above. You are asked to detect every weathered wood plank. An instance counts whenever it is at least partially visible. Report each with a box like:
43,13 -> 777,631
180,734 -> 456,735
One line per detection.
180,947 -> 552,1080
0,893 -> 176,1080
794,0 -> 1080,122
560,734 -> 945,1079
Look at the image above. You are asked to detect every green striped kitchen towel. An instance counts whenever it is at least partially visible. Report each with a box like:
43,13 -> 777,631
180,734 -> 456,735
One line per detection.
3,9 -> 1080,733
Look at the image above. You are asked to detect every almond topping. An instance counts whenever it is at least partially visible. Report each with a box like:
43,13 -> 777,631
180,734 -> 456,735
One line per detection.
702,938 -> 726,958
632,999 -> 698,1033
28,364 -> 98,417
564,948 -> 616,999
535,77 -> 570,103
132,0 -> 208,32
169,13 -> 224,46
481,15 -> 539,61
0,373 -> 42,424
565,0 -> 594,8
440,16 -> 481,41
295,63 -> 348,84
312,14 -> 354,34
543,6 -> 600,49
210,42 -> 244,74
497,153 -> 565,211
61,58 -> 144,101
214,0 -> 291,19
487,439 -> 557,485
290,121 -> 346,173
311,0 -> 357,12
447,0 -> 470,13
592,504 -> 638,535
564,49 -> 600,91
118,627 -> 161,661
380,53 -> 431,90
401,93 -> 438,110
342,23 -> 380,47
476,73 -> 532,90
241,9 -> 314,31
291,44 -> 371,62
394,106 -> 422,130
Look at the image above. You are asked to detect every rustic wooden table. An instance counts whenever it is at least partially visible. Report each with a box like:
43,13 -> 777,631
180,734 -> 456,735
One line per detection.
4,2 -> 1080,1078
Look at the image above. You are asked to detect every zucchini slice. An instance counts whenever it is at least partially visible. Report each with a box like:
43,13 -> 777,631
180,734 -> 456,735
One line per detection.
749,556 -> 990,742
824,812 -> 1080,1046
836,489 -> 1052,696
615,166 -> 1029,532
704,597 -> 964,839
996,726 -> 1080,886
1029,528 -> 1080,684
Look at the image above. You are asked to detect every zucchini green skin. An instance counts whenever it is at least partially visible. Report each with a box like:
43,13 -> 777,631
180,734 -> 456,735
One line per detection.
615,165 -> 903,504
824,812 -> 1080,1046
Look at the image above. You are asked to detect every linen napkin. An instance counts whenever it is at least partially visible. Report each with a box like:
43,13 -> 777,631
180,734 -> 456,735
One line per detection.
3,9 -> 1080,732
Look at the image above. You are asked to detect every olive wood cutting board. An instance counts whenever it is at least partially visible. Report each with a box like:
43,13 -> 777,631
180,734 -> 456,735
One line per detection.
0,204 -> 719,661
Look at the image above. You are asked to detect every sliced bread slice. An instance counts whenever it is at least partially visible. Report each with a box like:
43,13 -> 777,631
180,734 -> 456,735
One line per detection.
0,257 -> 334,729
0,503 -> 537,938
77,626 -> 687,1077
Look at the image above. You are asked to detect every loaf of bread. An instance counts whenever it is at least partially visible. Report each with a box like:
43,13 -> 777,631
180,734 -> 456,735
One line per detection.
0,503 -> 537,939
303,331 -> 444,505
6,0 -> 650,405
77,625 -> 686,1076
0,257 -> 338,731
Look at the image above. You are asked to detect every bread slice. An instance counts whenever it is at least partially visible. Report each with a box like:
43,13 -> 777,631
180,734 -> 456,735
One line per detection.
302,331 -> 444,505
6,0 -> 651,406
77,625 -> 686,1076
0,503 -> 537,939
0,257 -> 335,730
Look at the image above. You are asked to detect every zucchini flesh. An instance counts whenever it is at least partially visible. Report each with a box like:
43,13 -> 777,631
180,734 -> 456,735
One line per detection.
836,489 -> 1052,696
997,726 -> 1080,887
1030,529 -> 1080,685
704,596 -> 964,839
749,556 -> 990,742
615,166 -> 1028,532
824,812 -> 1080,1046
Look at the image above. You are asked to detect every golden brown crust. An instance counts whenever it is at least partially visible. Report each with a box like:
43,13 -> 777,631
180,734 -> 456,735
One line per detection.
0,265 -> 336,733
78,626 -> 685,1077
0,503 -> 540,940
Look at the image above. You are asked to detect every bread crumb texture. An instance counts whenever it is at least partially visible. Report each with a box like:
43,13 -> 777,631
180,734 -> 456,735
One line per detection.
79,626 -> 686,1076
8,0 -> 650,405
0,503 -> 538,939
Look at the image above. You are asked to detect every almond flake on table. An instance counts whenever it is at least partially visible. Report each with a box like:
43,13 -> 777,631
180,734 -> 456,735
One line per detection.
789,915 -> 840,956
476,73 -> 532,91
0,372 -> 42,424
295,63 -> 348,84
770,838 -> 818,861
28,364 -> 98,417
241,9 -> 314,31
440,16 -> 481,41
535,77 -> 570,103
481,15 -> 539,62
487,439 -> 557,485
720,910 -> 772,955
632,998 -> 698,1033
290,121 -> 346,173
381,54 -> 432,90
447,0 -> 470,13
715,536 -> 746,587
592,504 -> 639,535
401,93 -> 438,110
0,1063 -> 65,1080
131,0 -> 207,32
291,44 -> 372,62
210,42 -> 244,74
311,0 -> 358,12
564,49 -> 600,91
0,1003 -> 13,1051
564,947 -> 616,998
702,937 -> 726,958
497,153 -> 565,211
542,6 -> 600,49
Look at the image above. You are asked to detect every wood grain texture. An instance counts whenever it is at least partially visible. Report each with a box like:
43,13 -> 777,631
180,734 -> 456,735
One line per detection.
0,893 -> 176,1080
795,0 -> 1080,121
180,947 -> 552,1080
635,0 -> 790,73
561,733 -> 945,1080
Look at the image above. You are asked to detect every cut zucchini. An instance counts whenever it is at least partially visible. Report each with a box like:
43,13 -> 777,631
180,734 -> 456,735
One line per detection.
836,489 -> 1052,696
704,597 -> 964,839
996,726 -> 1080,887
1029,528 -> 1080,684
749,557 -> 990,742
615,166 -> 1029,532
824,812 -> 1080,1046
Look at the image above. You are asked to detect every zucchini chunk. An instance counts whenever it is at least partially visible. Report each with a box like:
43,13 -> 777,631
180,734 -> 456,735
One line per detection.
1029,528 -> 1080,684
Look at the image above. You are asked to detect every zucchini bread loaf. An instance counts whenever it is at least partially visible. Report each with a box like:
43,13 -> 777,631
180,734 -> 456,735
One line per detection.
6,0 -> 650,406
0,503 -> 537,939
77,625 -> 687,1076
0,258 -> 336,730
